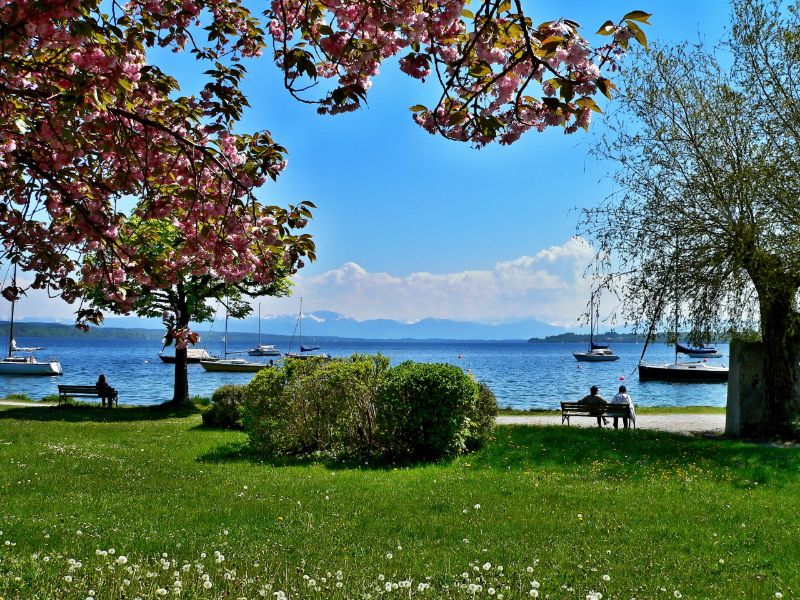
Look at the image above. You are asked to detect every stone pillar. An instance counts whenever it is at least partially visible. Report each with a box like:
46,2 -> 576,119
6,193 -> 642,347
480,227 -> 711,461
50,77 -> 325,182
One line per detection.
726,340 -> 766,436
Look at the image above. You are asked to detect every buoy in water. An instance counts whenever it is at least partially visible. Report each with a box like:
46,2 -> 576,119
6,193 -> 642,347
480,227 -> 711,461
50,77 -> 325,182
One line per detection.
619,375 -> 625,380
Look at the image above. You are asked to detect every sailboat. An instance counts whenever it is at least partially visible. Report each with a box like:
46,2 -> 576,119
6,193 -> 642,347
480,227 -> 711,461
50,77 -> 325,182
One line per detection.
638,255 -> 728,382
247,304 -> 281,357
200,305 -> 275,373
0,265 -> 62,376
285,298 -> 330,360
573,291 -> 619,362
675,342 -> 723,359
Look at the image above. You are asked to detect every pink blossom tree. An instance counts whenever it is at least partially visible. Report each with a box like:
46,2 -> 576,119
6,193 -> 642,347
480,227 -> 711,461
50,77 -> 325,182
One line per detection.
1,0 -> 647,403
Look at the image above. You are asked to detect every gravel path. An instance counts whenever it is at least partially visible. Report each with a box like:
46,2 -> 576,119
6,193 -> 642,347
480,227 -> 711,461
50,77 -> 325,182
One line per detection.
497,414 -> 725,436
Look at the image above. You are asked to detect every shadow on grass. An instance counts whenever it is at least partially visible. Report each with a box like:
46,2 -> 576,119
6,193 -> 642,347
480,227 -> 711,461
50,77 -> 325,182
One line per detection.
473,426 -> 800,486
0,402 -> 200,423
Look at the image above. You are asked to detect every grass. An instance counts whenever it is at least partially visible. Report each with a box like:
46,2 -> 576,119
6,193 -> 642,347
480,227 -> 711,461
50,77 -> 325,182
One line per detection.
0,404 -> 797,599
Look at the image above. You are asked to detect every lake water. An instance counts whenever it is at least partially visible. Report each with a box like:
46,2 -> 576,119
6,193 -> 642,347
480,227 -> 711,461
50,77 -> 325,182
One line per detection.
0,337 -> 729,409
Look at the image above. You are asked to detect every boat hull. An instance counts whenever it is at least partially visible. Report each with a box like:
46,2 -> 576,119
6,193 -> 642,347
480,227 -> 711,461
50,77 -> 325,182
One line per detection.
685,351 -> 723,359
573,352 -> 619,362
199,359 -> 273,373
248,348 -> 281,357
0,358 -> 62,376
285,352 -> 331,361
638,362 -> 728,382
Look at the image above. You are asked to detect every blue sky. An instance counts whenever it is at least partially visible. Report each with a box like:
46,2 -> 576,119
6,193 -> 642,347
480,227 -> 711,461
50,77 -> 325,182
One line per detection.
18,1 -> 730,327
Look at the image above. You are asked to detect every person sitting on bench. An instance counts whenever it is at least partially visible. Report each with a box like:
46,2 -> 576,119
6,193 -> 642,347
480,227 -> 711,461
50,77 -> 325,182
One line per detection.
96,374 -> 114,408
578,385 -> 608,428
611,384 -> 636,429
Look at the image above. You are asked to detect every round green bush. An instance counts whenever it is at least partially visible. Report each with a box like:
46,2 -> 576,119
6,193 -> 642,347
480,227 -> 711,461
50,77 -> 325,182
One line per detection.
466,381 -> 498,450
202,384 -> 246,429
242,354 -> 389,457
376,362 -> 479,461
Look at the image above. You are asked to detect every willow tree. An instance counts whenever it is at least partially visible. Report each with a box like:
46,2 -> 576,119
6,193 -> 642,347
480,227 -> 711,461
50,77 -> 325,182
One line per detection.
583,0 -> 800,438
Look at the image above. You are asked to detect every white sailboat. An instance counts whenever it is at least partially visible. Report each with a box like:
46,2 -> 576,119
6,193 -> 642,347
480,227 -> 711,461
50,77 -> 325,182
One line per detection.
247,304 -> 280,357
0,265 -> 62,376
200,305 -> 274,373
573,291 -> 619,362
285,297 -> 330,360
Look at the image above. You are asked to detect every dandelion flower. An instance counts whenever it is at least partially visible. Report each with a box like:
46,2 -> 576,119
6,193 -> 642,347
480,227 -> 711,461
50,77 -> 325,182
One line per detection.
674,592 -> 682,598
474,504 -> 481,510
483,562 -> 492,571
527,566 -> 534,574
63,575 -> 73,583
488,588 -> 496,595
602,574 -> 610,582
719,559 -> 725,565
386,552 -> 393,559
530,580 -> 540,589
116,556 -> 128,565
203,581 -> 212,589
529,591 -> 539,598
775,594 -> 783,599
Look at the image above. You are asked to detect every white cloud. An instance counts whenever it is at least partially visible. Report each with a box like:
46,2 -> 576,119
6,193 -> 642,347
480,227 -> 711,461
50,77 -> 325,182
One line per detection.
260,237 -> 599,325
6,237 -> 604,327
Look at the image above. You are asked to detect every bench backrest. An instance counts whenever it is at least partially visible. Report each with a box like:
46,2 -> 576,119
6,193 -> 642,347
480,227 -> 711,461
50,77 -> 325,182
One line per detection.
58,385 -> 102,393
561,402 -> 630,415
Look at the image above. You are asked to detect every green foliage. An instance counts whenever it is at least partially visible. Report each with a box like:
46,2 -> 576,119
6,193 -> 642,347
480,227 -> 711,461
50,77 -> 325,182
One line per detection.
466,381 -> 498,450
242,356 -> 495,462
202,384 -> 246,429
242,354 -> 389,458
376,362 -> 482,461
4,393 -> 31,402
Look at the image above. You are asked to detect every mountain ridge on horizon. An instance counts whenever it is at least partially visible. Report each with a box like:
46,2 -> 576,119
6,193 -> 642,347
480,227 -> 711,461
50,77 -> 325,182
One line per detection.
16,309 -> 574,341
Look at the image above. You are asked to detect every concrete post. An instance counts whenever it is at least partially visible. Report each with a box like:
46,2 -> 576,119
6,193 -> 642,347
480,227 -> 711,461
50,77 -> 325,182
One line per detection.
726,340 -> 766,436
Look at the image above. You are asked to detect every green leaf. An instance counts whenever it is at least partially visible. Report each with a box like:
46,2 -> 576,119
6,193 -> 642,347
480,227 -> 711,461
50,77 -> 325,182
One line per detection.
596,20 -> 615,35
14,118 -> 28,134
408,105 -> 428,112
622,10 -> 652,24
461,9 -> 475,18
625,20 -> 649,48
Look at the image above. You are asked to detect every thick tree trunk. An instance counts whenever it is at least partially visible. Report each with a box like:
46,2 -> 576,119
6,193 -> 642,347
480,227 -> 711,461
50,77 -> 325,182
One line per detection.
752,283 -> 800,437
171,299 -> 191,405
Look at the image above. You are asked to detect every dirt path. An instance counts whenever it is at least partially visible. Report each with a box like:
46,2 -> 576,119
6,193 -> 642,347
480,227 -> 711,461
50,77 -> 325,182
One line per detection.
497,413 -> 725,436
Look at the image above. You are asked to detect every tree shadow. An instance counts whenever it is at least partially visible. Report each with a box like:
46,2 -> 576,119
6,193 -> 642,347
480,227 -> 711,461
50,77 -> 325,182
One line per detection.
475,425 -> 800,487
0,402 -> 200,423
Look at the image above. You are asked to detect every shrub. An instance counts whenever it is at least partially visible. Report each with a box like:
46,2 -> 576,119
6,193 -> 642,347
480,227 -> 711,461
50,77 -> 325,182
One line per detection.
242,354 -> 389,457
5,393 -> 31,402
465,381 -> 498,450
202,384 -> 246,429
376,362 -> 479,461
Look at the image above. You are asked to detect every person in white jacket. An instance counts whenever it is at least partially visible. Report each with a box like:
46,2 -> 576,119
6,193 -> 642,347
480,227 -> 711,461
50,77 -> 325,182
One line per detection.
611,385 -> 636,429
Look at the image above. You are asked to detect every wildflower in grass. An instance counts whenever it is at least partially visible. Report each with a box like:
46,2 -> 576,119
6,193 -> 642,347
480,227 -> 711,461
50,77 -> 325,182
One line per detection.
602,574 -> 610,582
87,591 -> 96,597
527,567 -> 534,574
123,579 -> 131,586
418,583 -> 430,592
674,592 -> 682,598
156,588 -> 168,596
483,562 -> 492,570
488,588 -> 496,595
719,559 -> 725,565
474,504 -> 481,510
386,552 -> 393,559
385,582 -> 392,592
116,555 -> 128,565
530,580 -> 540,589
586,591 -> 602,600
775,594 -> 783,599
336,581 -> 343,588
63,575 -> 73,583
378,574 -> 385,581
274,592 -> 286,600
529,591 -> 539,598
203,581 -> 213,589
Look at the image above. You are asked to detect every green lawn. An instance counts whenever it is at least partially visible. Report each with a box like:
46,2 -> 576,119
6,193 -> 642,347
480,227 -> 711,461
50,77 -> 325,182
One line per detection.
0,404 -> 797,599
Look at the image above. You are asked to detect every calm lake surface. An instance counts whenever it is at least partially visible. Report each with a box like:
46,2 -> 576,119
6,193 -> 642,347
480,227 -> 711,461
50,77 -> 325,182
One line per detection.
0,337 -> 729,409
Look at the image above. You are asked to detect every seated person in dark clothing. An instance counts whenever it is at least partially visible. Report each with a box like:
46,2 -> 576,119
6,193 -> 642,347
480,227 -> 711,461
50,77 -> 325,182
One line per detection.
578,385 -> 608,427
96,373 -> 115,408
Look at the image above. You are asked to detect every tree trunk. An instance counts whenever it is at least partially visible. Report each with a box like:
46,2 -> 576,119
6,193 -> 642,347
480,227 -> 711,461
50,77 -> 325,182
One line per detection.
752,282 -> 800,437
171,299 -> 191,405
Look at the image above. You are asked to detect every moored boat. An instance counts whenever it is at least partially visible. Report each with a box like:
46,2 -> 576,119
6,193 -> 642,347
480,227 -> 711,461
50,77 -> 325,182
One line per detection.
573,293 -> 619,362
0,265 -> 62,376
676,343 -> 723,359
200,357 -> 274,372
159,348 -> 215,364
638,360 -> 728,381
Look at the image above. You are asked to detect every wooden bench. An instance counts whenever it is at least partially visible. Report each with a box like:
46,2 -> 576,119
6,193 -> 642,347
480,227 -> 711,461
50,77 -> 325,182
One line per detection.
57,385 -> 118,408
560,402 -> 635,428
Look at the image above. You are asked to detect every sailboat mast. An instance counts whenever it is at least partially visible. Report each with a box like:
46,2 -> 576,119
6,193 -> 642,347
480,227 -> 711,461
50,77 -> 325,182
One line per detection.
298,297 -> 303,347
224,306 -> 229,357
589,291 -> 595,350
257,303 -> 261,346
7,263 -> 15,357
